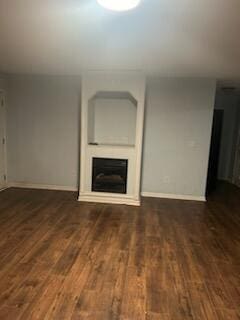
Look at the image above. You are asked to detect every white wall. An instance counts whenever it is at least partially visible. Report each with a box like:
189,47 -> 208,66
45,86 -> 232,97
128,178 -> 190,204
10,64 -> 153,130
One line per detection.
7,75 -> 81,189
142,78 -> 216,197
6,75 -> 216,198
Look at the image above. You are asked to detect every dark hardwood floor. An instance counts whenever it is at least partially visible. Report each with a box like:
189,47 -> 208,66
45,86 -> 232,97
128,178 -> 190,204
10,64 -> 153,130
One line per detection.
0,183 -> 239,319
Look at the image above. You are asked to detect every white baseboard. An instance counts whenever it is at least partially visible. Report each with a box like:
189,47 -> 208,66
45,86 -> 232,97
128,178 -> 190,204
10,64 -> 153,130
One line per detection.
0,186 -> 8,192
141,192 -> 206,202
8,182 -> 78,192
6,182 -> 206,202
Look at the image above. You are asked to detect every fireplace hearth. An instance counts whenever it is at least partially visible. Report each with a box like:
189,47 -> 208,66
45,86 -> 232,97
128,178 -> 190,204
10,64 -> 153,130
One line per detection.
92,158 -> 128,194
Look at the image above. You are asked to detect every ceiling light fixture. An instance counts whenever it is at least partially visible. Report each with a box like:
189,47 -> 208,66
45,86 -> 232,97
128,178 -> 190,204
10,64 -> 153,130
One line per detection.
97,0 -> 141,11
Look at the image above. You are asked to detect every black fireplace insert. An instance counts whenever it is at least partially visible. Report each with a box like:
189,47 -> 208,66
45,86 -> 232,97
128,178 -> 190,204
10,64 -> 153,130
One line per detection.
92,158 -> 128,194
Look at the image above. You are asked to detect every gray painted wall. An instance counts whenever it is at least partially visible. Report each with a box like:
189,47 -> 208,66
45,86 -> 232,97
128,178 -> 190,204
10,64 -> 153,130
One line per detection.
7,75 -> 81,188
6,75 -> 216,197
142,78 -> 215,197
0,77 -> 6,90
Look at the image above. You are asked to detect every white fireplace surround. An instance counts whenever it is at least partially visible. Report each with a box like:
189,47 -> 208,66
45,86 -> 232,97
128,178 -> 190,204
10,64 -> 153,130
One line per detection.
78,72 -> 146,206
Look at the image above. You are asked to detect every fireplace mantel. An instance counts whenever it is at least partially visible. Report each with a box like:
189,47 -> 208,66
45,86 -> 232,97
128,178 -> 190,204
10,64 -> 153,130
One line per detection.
78,72 -> 146,206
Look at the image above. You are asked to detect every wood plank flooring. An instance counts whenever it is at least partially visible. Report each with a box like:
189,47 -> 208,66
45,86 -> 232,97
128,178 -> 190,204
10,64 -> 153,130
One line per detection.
0,182 -> 239,319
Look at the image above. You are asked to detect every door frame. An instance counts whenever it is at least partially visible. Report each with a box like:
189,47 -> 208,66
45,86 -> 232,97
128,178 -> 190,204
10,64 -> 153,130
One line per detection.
0,90 -> 7,190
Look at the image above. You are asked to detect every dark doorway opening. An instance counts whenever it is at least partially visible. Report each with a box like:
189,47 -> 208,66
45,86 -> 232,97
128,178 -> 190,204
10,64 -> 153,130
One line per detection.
92,158 -> 128,194
206,109 -> 224,195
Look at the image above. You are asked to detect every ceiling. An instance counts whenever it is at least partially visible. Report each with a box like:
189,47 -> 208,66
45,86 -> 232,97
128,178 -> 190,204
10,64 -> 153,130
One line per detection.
0,0 -> 240,80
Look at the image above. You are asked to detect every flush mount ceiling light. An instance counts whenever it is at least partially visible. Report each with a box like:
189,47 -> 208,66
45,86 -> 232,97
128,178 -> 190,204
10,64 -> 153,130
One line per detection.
97,0 -> 141,11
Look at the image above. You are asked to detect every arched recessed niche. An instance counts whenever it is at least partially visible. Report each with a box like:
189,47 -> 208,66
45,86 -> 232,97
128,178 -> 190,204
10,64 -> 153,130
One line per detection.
88,91 -> 137,147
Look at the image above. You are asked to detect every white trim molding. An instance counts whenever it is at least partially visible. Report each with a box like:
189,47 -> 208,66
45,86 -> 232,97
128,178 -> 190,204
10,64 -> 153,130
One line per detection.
141,192 -> 206,202
79,192 -> 140,206
8,182 -> 78,192
0,187 -> 8,192
6,182 -> 206,203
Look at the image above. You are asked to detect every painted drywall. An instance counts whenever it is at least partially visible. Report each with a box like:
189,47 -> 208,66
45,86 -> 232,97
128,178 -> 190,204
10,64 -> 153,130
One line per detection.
0,77 -> 6,90
1,1 -> 240,79
142,78 -> 216,197
6,75 -> 216,198
7,75 -> 81,188
91,98 -> 136,145
215,91 -> 240,181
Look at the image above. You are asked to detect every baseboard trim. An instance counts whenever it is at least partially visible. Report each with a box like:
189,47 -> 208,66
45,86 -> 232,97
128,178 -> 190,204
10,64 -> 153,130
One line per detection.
141,192 -> 206,202
6,183 -> 206,202
8,182 -> 78,192
0,186 -> 8,192
78,193 -> 140,206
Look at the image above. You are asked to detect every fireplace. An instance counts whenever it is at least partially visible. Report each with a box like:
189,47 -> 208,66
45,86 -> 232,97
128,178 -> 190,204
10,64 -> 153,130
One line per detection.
79,72 -> 145,206
92,158 -> 128,194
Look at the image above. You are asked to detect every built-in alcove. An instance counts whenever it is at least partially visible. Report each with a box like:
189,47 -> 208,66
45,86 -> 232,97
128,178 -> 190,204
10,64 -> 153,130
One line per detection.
88,91 -> 137,147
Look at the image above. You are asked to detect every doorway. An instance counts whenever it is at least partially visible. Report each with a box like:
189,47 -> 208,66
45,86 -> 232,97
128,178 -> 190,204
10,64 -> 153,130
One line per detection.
233,126 -> 240,187
0,91 -> 7,190
206,109 -> 224,195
